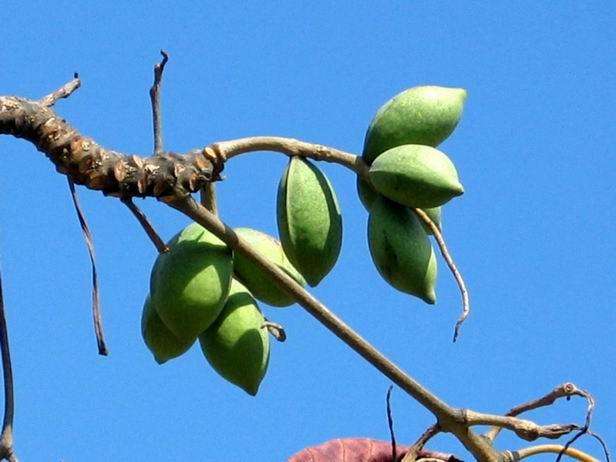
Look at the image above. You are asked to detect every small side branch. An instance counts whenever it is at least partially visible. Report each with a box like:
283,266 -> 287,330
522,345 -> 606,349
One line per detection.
504,444 -> 598,462
200,184 -> 218,216
39,73 -> 81,107
122,199 -> 169,253
67,178 -> 108,356
485,382 -> 590,442
412,208 -> 469,342
403,424 -> 442,462
150,50 -> 169,155
261,321 -> 286,342
462,409 -> 579,441
0,270 -> 17,462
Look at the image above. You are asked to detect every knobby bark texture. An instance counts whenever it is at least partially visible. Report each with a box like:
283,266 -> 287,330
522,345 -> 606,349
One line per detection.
0,80 -> 603,462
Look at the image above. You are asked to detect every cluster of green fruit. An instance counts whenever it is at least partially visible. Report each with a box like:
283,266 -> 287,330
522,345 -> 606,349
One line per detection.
141,154 -> 343,395
140,85 -> 465,395
358,85 -> 467,303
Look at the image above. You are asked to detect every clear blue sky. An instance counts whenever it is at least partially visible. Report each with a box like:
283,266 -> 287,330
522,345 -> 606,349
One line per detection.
1,2 -> 614,460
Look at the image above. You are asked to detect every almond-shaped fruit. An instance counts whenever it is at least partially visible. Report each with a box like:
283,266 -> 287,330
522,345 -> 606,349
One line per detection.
362,85 -> 467,164
356,177 -> 442,234
368,196 -> 437,304
369,144 -> 463,208
277,157 -> 342,286
199,280 -> 270,396
141,295 -> 194,364
150,222 -> 234,341
233,227 -> 306,307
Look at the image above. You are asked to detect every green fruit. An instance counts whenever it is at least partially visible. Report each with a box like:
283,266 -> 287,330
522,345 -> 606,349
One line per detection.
358,177 -> 441,234
233,227 -> 306,307
150,222 -> 234,341
368,196 -> 437,304
199,280 -> 270,396
369,144 -> 463,208
141,295 -> 194,364
277,157 -> 343,286
362,85 -> 467,164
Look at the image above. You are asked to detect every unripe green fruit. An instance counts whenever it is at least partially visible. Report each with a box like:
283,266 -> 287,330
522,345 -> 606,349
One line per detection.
233,227 -> 306,307
141,295 -> 194,364
368,196 -> 437,304
357,177 -> 442,234
369,144 -> 463,208
150,222 -> 234,341
199,280 -> 270,396
277,157 -> 342,287
362,85 -> 467,164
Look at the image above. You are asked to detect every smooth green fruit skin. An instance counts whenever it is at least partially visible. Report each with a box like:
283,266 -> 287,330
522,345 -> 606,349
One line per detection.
369,144 -> 463,208
199,280 -> 270,396
233,227 -> 306,307
357,177 -> 442,234
277,157 -> 343,287
141,296 -> 194,364
368,196 -> 437,304
362,85 -> 467,164
150,222 -> 234,341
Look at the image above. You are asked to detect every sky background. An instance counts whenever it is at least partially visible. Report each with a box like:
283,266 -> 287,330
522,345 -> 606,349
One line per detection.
1,2 -> 614,461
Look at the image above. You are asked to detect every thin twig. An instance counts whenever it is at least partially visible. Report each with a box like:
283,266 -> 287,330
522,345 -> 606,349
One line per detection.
67,178 -> 108,356
485,382 -> 588,442
211,136 -> 370,179
588,431 -> 611,462
150,50 -> 169,155
412,208 -> 469,342
200,183 -> 218,216
122,198 -> 169,254
386,386 -> 397,462
463,409 -> 579,441
0,270 -> 17,462
403,425 -> 442,462
167,195 -> 500,462
39,73 -> 81,107
504,444 -> 598,462
261,321 -> 286,342
557,387 -> 598,462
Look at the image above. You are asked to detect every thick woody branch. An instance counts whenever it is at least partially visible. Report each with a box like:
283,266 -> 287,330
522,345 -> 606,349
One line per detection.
0,95 -> 217,199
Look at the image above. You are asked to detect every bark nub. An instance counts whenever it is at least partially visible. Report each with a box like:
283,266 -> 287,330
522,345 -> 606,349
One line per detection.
0,96 -> 217,198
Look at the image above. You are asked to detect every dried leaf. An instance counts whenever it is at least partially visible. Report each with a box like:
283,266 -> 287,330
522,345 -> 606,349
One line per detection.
289,438 -> 410,462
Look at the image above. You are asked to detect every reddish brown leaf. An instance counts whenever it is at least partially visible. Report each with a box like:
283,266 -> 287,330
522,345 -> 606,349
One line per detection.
288,438 -> 410,462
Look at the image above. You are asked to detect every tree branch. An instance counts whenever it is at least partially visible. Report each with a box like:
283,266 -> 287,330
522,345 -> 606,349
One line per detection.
2,82 -> 603,462
484,382 -> 590,442
38,73 -> 81,107
503,444 -> 598,462
167,195 -> 499,461
150,50 -> 169,155
412,208 -> 469,341
122,198 -> 169,253
0,270 -> 18,462
461,409 -> 579,441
